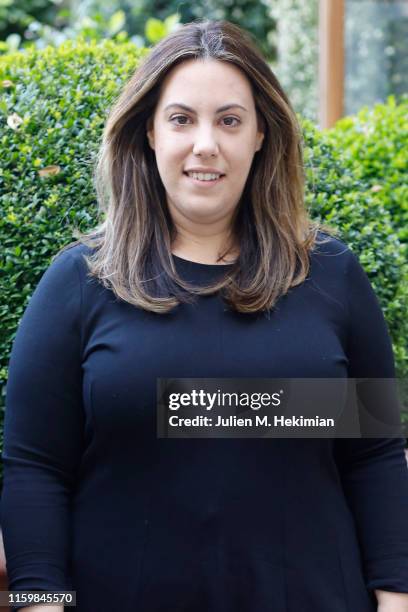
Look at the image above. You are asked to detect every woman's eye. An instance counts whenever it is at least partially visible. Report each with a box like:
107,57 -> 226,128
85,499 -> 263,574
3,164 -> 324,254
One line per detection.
222,116 -> 240,127
170,115 -> 241,127
170,115 -> 190,126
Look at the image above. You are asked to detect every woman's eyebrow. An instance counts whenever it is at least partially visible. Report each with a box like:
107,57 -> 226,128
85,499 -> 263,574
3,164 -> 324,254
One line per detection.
163,102 -> 248,113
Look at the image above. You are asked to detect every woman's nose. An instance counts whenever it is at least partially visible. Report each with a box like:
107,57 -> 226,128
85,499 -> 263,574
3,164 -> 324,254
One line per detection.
192,127 -> 219,156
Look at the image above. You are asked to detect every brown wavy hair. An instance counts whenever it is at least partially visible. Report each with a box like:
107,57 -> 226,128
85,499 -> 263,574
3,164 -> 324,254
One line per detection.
59,18 -> 335,314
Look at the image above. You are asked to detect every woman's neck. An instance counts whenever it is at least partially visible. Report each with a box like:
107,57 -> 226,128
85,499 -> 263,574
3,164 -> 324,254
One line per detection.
171,239 -> 239,265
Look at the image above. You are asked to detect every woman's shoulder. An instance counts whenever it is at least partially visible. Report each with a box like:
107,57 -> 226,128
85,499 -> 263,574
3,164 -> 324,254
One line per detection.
36,242 -> 97,294
312,230 -> 351,258
50,241 -> 96,278
308,230 -> 359,281
310,230 -> 357,268
53,241 -> 94,263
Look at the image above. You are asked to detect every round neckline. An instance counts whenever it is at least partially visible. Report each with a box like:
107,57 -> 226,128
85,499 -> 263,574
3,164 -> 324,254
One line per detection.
171,253 -> 236,268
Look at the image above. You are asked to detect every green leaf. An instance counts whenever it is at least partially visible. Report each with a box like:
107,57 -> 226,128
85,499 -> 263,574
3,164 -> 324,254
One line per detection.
107,11 -> 126,37
145,18 -> 166,44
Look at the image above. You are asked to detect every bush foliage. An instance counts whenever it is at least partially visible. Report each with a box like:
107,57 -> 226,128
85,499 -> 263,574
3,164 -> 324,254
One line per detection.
325,95 -> 408,248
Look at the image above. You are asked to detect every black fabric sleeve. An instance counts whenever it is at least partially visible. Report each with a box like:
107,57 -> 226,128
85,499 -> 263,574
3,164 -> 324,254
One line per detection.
0,250 -> 85,610
334,248 -> 408,593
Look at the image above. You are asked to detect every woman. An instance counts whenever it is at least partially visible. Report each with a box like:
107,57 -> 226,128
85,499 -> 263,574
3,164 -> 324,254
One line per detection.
1,18 -> 408,612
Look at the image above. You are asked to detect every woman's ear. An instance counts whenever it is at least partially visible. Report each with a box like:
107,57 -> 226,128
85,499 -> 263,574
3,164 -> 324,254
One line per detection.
255,112 -> 265,152
256,131 -> 265,152
146,117 -> 155,150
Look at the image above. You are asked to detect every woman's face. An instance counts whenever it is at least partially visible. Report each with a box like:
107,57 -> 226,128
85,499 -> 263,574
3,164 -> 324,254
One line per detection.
146,58 -> 264,226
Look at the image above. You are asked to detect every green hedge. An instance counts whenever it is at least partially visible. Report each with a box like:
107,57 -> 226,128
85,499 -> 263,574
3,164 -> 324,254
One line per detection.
0,39 -> 407,452
324,95 -> 408,248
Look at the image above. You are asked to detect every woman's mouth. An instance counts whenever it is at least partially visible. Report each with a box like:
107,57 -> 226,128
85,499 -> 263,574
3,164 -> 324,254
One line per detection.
183,172 -> 225,187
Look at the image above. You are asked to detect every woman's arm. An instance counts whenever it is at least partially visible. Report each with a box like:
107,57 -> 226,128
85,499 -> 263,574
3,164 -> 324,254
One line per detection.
0,250 -> 85,606
334,248 -> 408,596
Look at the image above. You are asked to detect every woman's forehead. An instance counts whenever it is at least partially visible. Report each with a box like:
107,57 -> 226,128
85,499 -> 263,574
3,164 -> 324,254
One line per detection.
156,60 -> 255,111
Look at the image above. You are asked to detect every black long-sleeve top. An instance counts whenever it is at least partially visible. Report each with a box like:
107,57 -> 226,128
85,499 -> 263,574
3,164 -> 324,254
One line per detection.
1,232 -> 408,612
